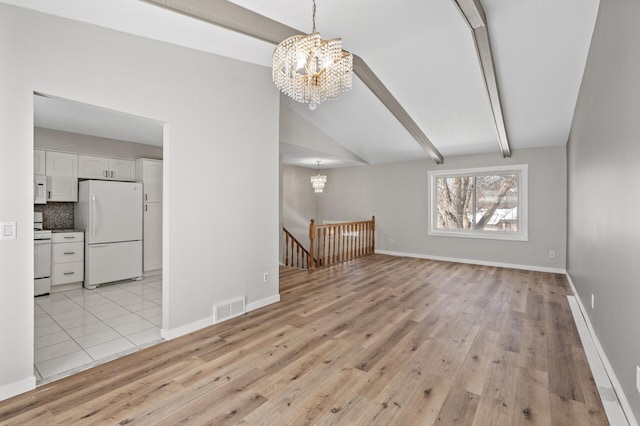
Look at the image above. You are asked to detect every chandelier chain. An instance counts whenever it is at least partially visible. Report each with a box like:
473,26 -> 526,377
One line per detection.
312,0 -> 316,33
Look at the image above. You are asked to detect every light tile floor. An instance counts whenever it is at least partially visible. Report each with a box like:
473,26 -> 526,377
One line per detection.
34,273 -> 163,384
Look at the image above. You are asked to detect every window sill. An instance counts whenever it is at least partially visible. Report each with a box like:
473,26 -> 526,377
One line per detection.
428,230 -> 528,242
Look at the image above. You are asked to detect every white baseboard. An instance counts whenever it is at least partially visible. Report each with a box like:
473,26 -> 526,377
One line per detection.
161,317 -> 214,341
247,294 -> 280,312
143,269 -> 162,278
160,293 -> 280,340
375,250 -> 566,274
566,274 -> 638,426
0,375 -> 35,402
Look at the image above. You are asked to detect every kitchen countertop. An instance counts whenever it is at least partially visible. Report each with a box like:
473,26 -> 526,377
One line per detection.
49,229 -> 85,233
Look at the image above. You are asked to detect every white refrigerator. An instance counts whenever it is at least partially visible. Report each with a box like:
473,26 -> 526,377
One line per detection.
75,180 -> 143,289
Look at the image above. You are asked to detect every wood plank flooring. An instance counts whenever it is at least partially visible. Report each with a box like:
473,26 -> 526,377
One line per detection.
0,254 -> 608,425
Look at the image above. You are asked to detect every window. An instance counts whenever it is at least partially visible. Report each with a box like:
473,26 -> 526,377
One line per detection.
428,165 -> 528,241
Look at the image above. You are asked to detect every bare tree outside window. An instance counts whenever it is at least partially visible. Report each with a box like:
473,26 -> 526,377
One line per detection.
436,177 -> 474,229
436,174 -> 518,232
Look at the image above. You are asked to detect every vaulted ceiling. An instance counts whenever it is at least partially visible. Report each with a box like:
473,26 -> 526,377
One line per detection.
5,0 -> 600,168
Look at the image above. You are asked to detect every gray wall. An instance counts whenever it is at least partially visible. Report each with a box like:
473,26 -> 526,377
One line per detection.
280,103 -> 365,163
35,127 -> 163,160
317,146 -> 567,271
0,4 -> 279,400
567,0 -> 640,419
282,164 -> 318,251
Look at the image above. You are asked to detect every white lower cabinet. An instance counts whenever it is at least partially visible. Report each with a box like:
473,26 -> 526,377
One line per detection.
52,262 -> 84,286
51,232 -> 84,287
143,202 -> 162,272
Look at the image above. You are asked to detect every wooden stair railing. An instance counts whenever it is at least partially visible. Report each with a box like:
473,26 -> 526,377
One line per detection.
309,216 -> 375,269
283,226 -> 315,269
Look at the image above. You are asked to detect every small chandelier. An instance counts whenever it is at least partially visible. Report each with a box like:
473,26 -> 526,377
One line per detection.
310,160 -> 327,193
272,0 -> 353,110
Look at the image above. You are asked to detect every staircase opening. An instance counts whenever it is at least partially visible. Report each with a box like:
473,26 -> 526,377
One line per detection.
283,216 -> 375,270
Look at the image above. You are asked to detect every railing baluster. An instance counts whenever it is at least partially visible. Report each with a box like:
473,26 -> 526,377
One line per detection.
350,224 -> 354,260
338,224 -> 343,262
332,226 -> 336,265
286,233 -> 290,266
323,228 -> 328,266
345,224 -> 350,261
290,237 -> 294,266
345,224 -> 349,261
328,227 -> 332,266
364,222 -> 368,255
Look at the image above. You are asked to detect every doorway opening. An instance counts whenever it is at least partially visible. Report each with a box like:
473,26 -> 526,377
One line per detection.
32,93 -> 166,384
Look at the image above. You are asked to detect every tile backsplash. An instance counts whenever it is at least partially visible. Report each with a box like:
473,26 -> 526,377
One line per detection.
34,203 -> 74,229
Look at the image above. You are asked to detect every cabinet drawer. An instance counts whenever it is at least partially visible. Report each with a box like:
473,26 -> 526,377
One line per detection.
52,262 -> 84,285
52,242 -> 84,263
52,232 -> 84,243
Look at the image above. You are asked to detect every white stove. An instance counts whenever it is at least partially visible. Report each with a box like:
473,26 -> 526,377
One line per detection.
34,213 -> 51,296
34,229 -> 52,240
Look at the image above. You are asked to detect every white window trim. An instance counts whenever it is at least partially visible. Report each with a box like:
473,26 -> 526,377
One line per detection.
428,164 -> 528,241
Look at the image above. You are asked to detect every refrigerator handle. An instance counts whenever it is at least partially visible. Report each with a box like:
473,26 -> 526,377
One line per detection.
91,193 -> 97,240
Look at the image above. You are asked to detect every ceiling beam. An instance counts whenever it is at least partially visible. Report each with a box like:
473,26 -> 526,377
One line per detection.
141,0 -> 444,164
452,0 -> 511,158
141,0 -> 298,44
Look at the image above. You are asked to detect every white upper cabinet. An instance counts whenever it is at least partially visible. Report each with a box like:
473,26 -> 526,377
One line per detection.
109,159 -> 136,181
136,158 -> 163,202
34,149 -> 46,175
45,151 -> 78,202
78,155 -> 109,179
78,155 -> 135,181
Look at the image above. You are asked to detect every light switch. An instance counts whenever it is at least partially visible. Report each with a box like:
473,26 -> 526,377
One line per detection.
0,222 -> 16,240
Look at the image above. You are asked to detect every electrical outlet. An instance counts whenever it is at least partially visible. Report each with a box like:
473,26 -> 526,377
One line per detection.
388,239 -> 395,245
548,251 -> 555,258
636,366 -> 640,394
591,294 -> 595,309
263,273 -> 269,283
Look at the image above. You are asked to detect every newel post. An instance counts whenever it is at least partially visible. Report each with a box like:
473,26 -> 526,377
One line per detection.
371,215 -> 375,254
309,219 -> 316,270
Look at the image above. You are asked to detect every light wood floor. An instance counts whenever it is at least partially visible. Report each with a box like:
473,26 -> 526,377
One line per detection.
0,255 -> 607,425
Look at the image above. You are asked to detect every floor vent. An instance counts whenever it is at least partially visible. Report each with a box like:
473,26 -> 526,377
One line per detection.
213,296 -> 246,324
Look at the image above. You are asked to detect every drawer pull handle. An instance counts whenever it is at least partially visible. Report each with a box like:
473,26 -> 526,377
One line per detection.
64,236 -> 75,239
63,252 -> 75,255
63,272 -> 75,275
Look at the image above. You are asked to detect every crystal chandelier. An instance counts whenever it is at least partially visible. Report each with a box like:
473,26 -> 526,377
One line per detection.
272,0 -> 353,110
310,160 -> 327,193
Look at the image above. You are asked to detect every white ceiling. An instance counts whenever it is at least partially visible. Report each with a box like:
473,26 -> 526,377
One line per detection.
4,0 -> 600,168
34,94 -> 164,146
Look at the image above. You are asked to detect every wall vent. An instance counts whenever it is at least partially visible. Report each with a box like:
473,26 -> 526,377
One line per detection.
213,296 -> 246,324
